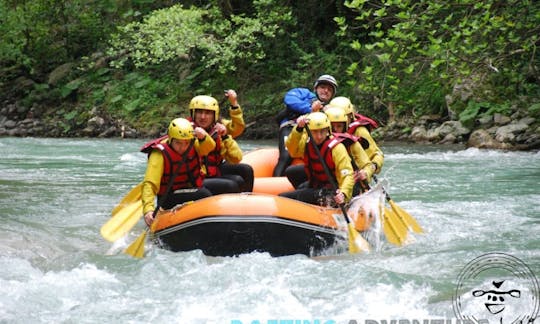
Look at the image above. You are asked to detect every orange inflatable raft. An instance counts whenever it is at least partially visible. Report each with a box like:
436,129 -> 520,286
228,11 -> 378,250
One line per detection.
240,147 -> 298,195
151,148 -> 372,257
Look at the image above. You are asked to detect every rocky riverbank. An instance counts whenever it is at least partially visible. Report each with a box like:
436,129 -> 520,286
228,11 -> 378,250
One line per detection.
378,110 -> 540,150
1,100 -> 539,150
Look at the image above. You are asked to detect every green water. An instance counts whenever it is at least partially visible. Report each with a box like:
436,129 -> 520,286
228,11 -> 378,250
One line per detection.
0,137 -> 538,323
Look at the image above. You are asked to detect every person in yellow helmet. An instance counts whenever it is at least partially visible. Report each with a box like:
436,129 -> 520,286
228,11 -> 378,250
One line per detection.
188,95 -> 254,194
325,105 -> 374,195
279,112 -> 354,206
141,118 -> 215,226
329,96 -> 384,174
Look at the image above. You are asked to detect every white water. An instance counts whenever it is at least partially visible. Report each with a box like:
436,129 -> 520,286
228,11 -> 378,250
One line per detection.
0,138 -> 538,323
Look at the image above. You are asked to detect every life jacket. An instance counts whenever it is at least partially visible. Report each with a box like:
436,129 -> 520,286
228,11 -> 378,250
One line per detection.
332,132 -> 360,170
304,137 -> 339,189
346,119 -> 372,150
202,124 -> 223,178
140,134 -> 168,153
349,114 -> 379,133
141,138 -> 203,194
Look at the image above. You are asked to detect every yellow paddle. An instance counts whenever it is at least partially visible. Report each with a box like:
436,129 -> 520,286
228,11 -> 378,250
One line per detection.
124,200 -> 194,258
100,199 -> 143,242
124,229 -> 148,258
111,182 -> 143,216
374,176 -> 424,233
123,204 -> 160,258
382,206 -> 409,245
305,125 -> 370,253
360,181 -> 408,246
387,197 -> 423,233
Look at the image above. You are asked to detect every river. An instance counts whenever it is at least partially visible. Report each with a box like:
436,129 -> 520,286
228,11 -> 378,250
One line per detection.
1,137 -> 538,323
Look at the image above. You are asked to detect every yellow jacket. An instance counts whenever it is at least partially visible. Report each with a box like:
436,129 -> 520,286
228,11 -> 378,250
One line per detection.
218,134 -> 243,164
141,135 -> 216,214
222,105 -> 245,138
347,141 -> 374,182
352,126 -> 384,173
286,126 -> 355,201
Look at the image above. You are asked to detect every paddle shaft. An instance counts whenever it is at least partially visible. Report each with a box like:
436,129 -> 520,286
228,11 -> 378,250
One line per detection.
373,175 -> 423,233
373,175 -> 396,203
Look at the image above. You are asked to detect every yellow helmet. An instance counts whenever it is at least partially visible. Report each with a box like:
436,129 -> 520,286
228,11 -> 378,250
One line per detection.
329,96 -> 354,116
168,118 -> 194,141
325,106 -> 349,129
307,112 -> 331,131
189,95 -> 220,120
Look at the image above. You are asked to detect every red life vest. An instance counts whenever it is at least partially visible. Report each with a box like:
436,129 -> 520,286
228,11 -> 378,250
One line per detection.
349,114 -> 379,133
304,137 -> 339,189
141,138 -> 203,194
185,118 -> 223,178
203,127 -> 223,177
346,120 -> 372,150
332,132 -> 360,170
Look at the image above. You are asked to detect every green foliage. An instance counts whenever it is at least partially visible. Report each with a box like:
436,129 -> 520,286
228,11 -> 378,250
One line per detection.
108,1 -> 294,74
458,101 -> 513,129
529,103 -> 540,117
100,70 -> 183,127
0,0 -> 163,75
1,0 -> 539,135
338,0 -> 540,120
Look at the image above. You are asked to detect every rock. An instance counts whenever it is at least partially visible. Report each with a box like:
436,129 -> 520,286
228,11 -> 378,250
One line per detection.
87,116 -> 106,133
410,125 -> 428,142
475,115 -> 493,127
426,127 -> 441,141
495,123 -> 529,142
439,133 -> 457,144
493,113 -> 511,126
48,63 -> 76,85
467,129 -> 499,149
518,117 -> 536,126
12,77 -> 35,96
437,120 -> 470,138
98,126 -> 117,138
4,120 -> 17,129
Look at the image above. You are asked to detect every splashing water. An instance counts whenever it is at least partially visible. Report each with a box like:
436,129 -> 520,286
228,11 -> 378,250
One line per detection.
348,182 -> 386,251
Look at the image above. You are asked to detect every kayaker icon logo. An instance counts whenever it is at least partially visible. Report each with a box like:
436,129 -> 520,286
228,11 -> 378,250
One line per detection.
452,252 -> 540,324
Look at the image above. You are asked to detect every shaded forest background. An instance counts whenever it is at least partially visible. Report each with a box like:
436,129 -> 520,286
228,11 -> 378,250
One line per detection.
0,0 -> 539,139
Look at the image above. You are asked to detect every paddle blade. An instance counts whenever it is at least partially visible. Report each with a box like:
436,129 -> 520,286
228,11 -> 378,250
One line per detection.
100,200 -> 143,242
388,199 -> 424,233
124,230 -> 147,258
347,224 -> 370,253
382,207 -> 408,246
111,183 -> 143,216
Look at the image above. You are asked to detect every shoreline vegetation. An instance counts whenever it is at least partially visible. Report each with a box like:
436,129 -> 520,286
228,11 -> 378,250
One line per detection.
1,2 -> 538,150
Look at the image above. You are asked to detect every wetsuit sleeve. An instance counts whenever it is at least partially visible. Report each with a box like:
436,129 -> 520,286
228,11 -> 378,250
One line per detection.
354,126 -> 384,173
195,134 -> 216,157
283,88 -> 316,114
349,142 -> 374,182
285,125 -> 307,158
332,144 -> 355,201
220,135 -> 243,164
222,105 -> 245,139
142,150 -> 164,214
